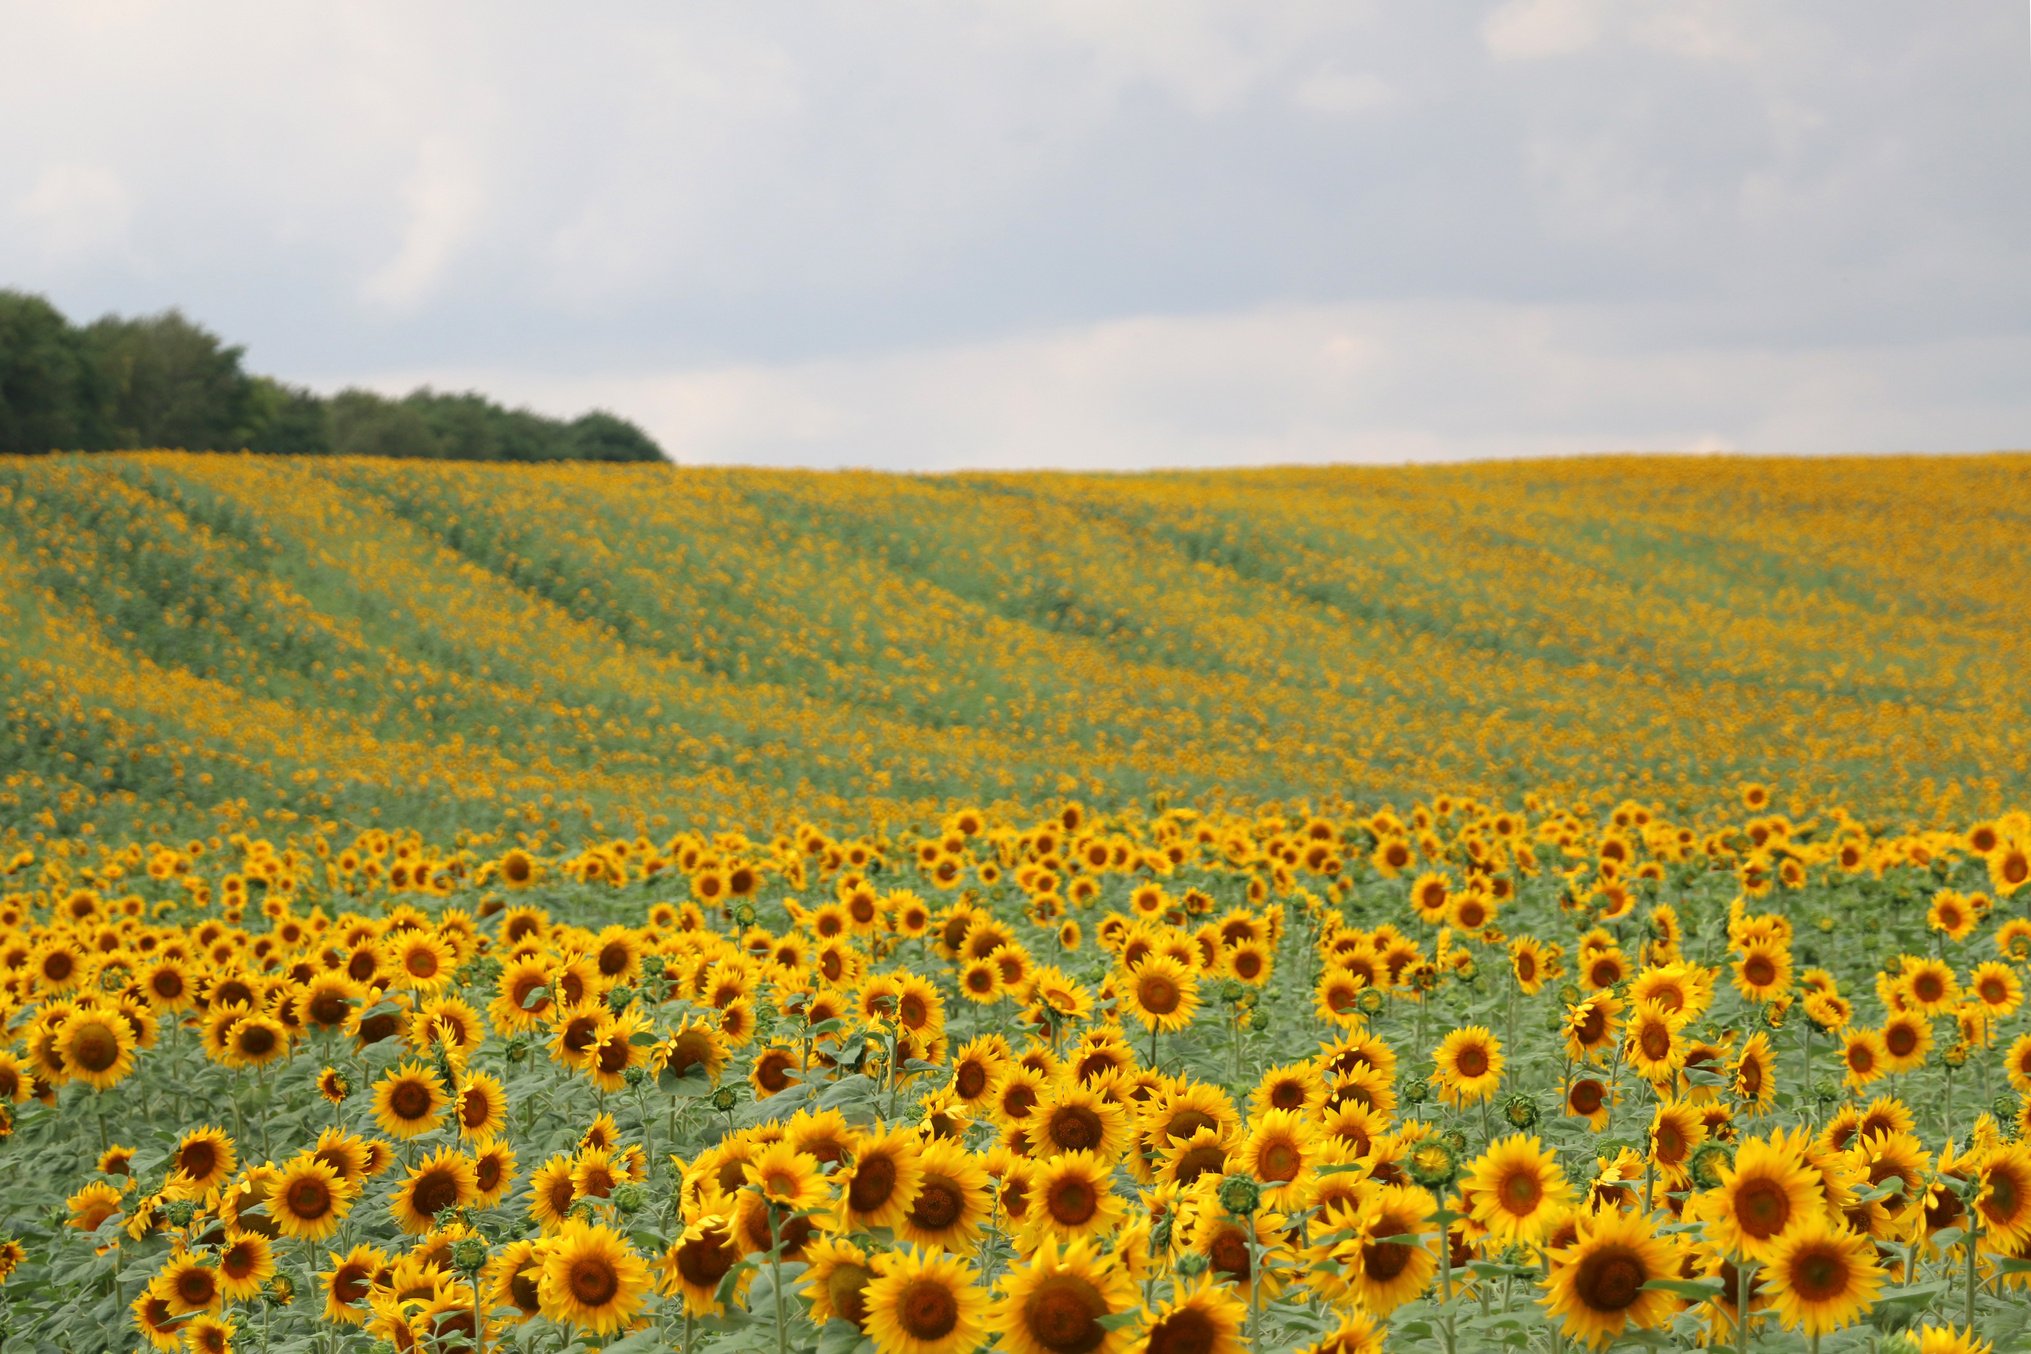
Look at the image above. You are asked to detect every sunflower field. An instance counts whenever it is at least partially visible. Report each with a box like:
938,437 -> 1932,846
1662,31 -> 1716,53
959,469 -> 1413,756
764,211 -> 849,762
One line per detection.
3,793 -> 2031,1353
5,451 -> 2031,1353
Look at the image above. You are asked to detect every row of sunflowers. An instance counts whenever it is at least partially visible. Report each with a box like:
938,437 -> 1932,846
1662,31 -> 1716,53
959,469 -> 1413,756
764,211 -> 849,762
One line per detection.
3,791 -> 2031,1350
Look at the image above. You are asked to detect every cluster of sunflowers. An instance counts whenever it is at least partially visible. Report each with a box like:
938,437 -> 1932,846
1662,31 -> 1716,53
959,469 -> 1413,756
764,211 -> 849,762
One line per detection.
3,791 -> 2031,1352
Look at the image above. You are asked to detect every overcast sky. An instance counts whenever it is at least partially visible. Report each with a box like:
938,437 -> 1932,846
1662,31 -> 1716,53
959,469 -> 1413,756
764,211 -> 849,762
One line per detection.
4,2 -> 2027,468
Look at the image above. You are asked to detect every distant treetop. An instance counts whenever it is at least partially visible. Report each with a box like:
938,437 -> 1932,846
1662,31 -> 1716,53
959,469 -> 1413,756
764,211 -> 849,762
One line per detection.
0,288 -> 665,461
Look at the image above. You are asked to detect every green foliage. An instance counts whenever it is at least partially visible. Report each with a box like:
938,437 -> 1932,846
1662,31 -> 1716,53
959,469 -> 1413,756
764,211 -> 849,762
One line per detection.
0,289 -> 665,461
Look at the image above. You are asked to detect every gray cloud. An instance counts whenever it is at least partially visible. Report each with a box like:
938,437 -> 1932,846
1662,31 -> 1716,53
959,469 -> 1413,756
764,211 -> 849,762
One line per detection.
2,0 -> 2025,465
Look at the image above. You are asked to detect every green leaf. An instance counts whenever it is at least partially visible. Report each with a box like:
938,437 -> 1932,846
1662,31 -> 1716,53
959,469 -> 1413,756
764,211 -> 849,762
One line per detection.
1641,1277 -> 1723,1301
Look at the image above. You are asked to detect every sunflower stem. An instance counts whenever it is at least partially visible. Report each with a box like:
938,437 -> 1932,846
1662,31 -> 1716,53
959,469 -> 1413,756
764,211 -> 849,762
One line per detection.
769,1202 -> 788,1354
1735,1259 -> 1755,1354
1966,1209 -> 1980,1332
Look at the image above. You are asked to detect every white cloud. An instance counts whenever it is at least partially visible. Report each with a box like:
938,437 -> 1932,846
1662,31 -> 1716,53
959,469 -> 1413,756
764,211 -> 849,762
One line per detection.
1290,66 -> 1393,116
0,2 -> 2024,466
14,163 -> 135,268
1482,0 -> 1605,61
361,137 -> 487,311
329,300 -> 2031,470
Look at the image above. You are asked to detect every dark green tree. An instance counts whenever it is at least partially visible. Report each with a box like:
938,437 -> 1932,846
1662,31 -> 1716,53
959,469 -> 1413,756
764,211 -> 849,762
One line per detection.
570,410 -> 664,462
240,376 -> 332,455
0,289 -> 103,453
328,388 -> 445,459
83,308 -> 255,450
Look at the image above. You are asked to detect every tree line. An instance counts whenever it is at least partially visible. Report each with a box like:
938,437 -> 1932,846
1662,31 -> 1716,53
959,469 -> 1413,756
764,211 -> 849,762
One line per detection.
0,289 -> 664,461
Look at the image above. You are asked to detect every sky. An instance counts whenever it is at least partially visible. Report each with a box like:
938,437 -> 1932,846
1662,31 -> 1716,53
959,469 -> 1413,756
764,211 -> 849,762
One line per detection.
3,1 -> 2028,469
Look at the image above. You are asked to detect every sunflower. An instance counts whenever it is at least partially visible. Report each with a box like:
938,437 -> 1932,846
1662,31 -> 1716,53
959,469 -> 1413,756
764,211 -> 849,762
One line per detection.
1237,1108 -> 1317,1210
1294,1312 -> 1387,1354
1022,1150 -> 1125,1249
802,1236 -> 877,1329
1251,1061 -> 1326,1118
835,1126 -> 926,1232
1623,1000 -> 1690,1084
55,1009 -> 136,1091
1969,962 -> 2023,1020
1974,1143 -> 2031,1247
659,1214 -> 747,1316
897,1139 -> 993,1251
270,1155 -> 355,1242
1432,1026 -> 1504,1107
473,1140 -> 519,1209
537,1219 -> 650,1336
320,1244 -> 387,1325
863,1244 -> 990,1354
180,1315 -> 233,1354
1541,1207 -> 1681,1348
154,1250 -> 223,1315
1761,1221 -> 1884,1337
171,1127 -> 238,1196
1510,936 -> 1548,995
1698,1128 -> 1822,1262
1842,1029 -> 1888,1091
454,1072 -> 509,1141
132,1286 -> 189,1350
391,1147 -> 478,1234
479,1238 -> 544,1326
1880,1012 -> 1933,1075
215,1230 -> 275,1302
1649,1098 -> 1707,1189
372,1061 -> 449,1140
751,1043 -> 806,1097
1565,1076 -> 1614,1131
1032,1081 -> 1132,1162
1341,1182 -> 1441,1315
389,931 -> 454,991
655,1019 -> 730,1086
67,1180 -> 124,1232
989,1237 -> 1139,1354
1137,1275 -> 1245,1354
1732,1031 -> 1777,1112
1465,1134 -> 1573,1245
1123,955 -> 1199,1034
1564,993 -> 1622,1063
744,1141 -> 826,1212
1914,1324 -> 1997,1354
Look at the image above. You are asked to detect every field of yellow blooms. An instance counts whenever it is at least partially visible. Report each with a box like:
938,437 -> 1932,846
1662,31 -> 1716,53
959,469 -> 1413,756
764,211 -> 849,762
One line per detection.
4,452 -> 2031,848
5,794 -> 2031,1352
6,450 -> 2031,1352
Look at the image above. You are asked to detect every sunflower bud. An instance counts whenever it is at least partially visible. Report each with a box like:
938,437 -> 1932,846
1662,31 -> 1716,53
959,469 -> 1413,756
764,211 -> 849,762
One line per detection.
710,1087 -> 740,1114
1688,1141 -> 1734,1190
1407,1139 -> 1459,1189
163,1199 -> 198,1228
1356,989 -> 1385,1017
1944,1042 -> 1970,1070
451,1237 -> 488,1274
265,1272 -> 295,1305
613,1182 -> 648,1216
1216,1175 -> 1260,1217
1993,1095 -> 2021,1129
1173,1251 -> 1210,1278
1400,1076 -> 1432,1107
505,1036 -> 531,1064
623,1065 -> 647,1088
1502,1094 -> 1539,1131
733,902 -> 757,928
